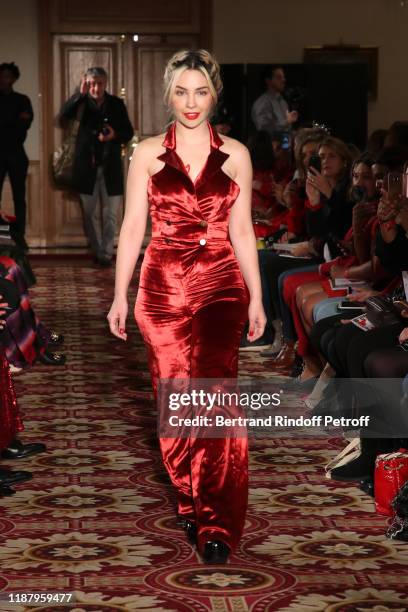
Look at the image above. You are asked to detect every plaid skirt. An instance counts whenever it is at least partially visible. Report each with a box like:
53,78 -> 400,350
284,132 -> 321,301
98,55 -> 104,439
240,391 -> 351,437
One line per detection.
0,256 -> 50,368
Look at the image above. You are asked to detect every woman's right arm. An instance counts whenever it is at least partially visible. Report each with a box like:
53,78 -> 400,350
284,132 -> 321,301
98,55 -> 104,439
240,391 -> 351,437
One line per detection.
107,140 -> 152,339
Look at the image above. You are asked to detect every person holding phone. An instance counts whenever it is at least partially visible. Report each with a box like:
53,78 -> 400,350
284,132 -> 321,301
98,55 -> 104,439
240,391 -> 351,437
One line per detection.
60,67 -> 134,267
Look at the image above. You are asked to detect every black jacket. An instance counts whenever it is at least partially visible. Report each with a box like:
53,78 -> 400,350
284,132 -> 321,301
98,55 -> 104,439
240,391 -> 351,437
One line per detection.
375,225 -> 408,274
60,92 -> 134,195
305,176 -> 353,241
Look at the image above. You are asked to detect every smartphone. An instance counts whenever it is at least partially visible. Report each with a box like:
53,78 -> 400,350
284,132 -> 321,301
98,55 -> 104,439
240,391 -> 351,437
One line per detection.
281,132 -> 291,150
338,301 -> 366,311
386,172 -> 403,199
309,154 -> 321,173
404,162 -> 408,198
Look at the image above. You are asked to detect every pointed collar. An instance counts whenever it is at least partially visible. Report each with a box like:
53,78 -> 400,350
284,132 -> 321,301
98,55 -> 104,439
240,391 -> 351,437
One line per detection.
158,121 -> 229,186
162,120 -> 224,151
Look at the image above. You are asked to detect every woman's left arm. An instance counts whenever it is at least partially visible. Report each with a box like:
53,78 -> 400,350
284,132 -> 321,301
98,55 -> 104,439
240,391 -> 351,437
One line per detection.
228,143 -> 266,342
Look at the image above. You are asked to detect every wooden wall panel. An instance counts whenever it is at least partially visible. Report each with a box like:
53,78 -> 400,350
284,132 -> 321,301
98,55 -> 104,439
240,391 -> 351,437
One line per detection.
134,36 -> 199,139
138,47 -> 178,138
49,0 -> 201,34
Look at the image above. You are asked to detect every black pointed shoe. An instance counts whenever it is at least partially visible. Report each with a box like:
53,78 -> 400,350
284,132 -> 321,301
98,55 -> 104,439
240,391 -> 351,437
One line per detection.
0,469 -> 33,485
49,331 -> 65,346
0,485 -> 16,497
1,439 -> 46,460
38,350 -> 66,366
202,540 -> 230,564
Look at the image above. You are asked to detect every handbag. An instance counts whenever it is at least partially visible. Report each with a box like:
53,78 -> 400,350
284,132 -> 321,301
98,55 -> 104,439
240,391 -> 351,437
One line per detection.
52,102 -> 85,190
375,449 -> 408,516
365,296 -> 403,327
386,477 -> 408,541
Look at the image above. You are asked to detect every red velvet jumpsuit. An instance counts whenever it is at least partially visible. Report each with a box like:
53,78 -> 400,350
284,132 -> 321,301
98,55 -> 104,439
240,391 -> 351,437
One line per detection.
135,121 -> 249,552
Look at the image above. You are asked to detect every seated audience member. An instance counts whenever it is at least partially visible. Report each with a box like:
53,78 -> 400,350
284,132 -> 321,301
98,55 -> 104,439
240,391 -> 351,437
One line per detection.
310,179 -> 408,482
309,145 -> 408,355
261,136 -> 355,363
0,256 -> 65,369
280,154 -> 381,382
248,130 -> 292,242
243,128 -> 326,354
0,300 -> 46,496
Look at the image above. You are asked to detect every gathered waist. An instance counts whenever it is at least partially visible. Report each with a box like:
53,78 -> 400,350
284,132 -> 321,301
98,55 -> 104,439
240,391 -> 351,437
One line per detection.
150,218 -> 230,244
150,236 -> 231,248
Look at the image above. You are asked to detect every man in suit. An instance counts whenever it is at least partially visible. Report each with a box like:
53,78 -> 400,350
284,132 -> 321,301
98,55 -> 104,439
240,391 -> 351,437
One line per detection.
61,67 -> 134,267
0,62 -> 33,251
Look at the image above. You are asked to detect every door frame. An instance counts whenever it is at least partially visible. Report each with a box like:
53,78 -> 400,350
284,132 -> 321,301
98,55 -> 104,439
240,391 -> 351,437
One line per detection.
37,0 -> 212,247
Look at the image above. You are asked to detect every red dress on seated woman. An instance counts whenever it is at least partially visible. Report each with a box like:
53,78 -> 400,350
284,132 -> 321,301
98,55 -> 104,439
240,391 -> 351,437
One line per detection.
0,349 -> 24,451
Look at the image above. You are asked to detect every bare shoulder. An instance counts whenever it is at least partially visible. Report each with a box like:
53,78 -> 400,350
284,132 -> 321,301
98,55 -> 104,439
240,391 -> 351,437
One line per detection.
219,135 -> 249,160
219,135 -> 251,181
130,133 -> 166,174
135,133 -> 165,157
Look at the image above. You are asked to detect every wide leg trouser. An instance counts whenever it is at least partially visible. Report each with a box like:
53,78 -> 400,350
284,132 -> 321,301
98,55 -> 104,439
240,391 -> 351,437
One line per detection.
135,277 -> 249,552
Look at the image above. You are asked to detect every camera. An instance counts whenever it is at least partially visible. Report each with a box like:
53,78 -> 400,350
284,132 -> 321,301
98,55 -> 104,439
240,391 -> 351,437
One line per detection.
101,117 -> 110,136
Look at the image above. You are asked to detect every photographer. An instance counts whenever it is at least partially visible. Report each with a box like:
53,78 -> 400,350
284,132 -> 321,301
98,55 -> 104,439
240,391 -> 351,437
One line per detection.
60,67 -> 134,267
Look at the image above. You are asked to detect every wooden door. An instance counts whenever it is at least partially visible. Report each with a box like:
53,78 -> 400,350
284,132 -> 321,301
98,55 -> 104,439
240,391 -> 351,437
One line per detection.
134,40 -> 197,139
51,34 -> 126,247
49,34 -> 198,248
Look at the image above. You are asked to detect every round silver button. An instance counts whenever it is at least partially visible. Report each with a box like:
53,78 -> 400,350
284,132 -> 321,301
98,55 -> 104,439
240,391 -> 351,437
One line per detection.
199,238 -> 207,246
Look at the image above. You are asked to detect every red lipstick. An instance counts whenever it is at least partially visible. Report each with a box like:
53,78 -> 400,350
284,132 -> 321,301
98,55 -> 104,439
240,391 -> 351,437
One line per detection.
184,112 -> 200,120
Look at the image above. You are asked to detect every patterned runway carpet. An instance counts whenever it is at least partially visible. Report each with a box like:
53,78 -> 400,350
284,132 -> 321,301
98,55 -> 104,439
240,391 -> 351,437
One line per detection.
0,261 -> 407,611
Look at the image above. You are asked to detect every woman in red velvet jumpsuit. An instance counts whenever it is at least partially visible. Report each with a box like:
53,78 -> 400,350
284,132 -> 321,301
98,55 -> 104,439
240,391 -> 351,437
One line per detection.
108,50 -> 266,564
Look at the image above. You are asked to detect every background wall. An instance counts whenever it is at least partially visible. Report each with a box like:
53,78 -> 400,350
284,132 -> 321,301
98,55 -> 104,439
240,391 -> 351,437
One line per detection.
0,0 -> 407,158
213,0 -> 408,135
0,0 -> 40,160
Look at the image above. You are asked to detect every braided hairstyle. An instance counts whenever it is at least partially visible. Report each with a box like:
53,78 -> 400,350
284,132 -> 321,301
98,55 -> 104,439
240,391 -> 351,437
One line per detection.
163,49 -> 222,116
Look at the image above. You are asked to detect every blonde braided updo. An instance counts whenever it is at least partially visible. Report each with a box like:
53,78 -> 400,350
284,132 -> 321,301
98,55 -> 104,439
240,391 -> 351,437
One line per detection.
163,49 -> 222,114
